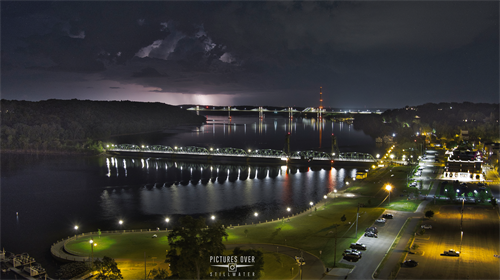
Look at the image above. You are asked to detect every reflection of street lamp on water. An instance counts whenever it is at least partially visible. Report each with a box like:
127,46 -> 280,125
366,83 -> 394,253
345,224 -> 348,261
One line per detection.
385,185 -> 392,204
460,231 -> 463,252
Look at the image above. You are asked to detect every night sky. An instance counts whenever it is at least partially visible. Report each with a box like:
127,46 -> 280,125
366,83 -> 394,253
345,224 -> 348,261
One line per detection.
1,1 -> 498,108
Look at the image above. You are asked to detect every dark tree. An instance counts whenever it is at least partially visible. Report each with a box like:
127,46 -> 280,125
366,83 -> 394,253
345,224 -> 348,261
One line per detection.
425,210 -> 434,219
149,268 -> 170,279
229,247 -> 265,279
167,216 -> 228,280
491,198 -> 497,208
93,256 -> 123,280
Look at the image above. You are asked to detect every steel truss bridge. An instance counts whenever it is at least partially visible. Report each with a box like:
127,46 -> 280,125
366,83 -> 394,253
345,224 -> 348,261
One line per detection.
107,144 -> 377,163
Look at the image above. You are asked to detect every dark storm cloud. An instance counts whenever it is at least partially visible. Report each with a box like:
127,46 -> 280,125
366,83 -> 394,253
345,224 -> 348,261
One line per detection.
132,67 -> 165,78
1,1 -> 498,107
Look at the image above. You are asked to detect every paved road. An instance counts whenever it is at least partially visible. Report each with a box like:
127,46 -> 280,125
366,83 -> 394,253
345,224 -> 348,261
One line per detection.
322,152 -> 441,280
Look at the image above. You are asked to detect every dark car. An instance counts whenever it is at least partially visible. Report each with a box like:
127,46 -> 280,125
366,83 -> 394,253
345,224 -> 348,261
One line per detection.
365,231 -> 378,238
343,249 -> 362,256
350,243 -> 367,250
366,226 -> 378,233
382,213 -> 394,219
343,253 -> 361,262
403,259 -> 418,267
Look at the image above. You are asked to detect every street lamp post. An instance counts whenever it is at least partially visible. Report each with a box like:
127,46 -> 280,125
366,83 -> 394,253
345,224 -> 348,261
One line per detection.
385,185 -> 392,204
334,189 -> 337,199
309,202 -> 313,214
89,238 -> 94,267
74,225 -> 79,239
323,195 -> 327,208
165,217 -> 170,231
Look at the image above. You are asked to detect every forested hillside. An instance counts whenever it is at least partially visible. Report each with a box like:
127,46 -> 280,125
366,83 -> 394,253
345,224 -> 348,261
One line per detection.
1,99 -> 206,153
353,102 -> 499,143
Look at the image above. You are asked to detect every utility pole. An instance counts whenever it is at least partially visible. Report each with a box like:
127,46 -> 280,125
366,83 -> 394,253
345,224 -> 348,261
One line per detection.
334,225 -> 338,267
355,203 -> 360,237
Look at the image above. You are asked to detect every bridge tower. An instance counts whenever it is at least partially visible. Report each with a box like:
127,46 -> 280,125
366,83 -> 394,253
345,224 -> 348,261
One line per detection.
318,87 -> 323,119
331,133 -> 339,158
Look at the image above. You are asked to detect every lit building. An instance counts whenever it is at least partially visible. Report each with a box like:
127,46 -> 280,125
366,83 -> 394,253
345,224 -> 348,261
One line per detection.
444,149 -> 483,181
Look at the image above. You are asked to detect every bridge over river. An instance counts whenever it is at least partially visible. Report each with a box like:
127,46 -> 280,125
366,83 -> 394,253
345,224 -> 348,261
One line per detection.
106,144 -> 377,165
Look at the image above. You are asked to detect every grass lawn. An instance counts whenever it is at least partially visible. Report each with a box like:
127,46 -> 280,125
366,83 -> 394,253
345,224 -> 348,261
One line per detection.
386,201 -> 419,212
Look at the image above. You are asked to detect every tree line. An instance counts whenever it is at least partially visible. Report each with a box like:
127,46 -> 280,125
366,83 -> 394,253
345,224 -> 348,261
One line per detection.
1,99 -> 206,153
353,102 -> 499,148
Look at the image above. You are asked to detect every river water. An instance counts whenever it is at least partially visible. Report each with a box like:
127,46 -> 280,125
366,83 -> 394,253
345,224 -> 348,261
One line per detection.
1,114 -> 385,275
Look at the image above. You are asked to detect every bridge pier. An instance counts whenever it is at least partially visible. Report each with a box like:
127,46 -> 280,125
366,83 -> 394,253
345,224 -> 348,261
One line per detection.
228,106 -> 231,119
259,107 -> 264,119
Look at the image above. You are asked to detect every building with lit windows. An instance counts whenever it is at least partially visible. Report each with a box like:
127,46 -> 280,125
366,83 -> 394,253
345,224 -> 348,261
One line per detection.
444,149 -> 483,181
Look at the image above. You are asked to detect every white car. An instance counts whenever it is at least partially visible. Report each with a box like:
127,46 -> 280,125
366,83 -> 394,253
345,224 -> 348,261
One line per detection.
376,218 -> 386,223
421,225 -> 432,229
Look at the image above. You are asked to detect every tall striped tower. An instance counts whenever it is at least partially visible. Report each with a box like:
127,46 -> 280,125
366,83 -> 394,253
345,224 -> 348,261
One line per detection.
318,87 -> 323,119
319,87 -> 323,110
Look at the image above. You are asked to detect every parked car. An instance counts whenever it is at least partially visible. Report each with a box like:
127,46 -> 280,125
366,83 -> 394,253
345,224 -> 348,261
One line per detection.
350,243 -> 367,250
443,249 -> 460,256
343,249 -> 362,256
421,225 -> 432,229
403,259 -> 418,267
376,218 -> 386,223
382,213 -> 394,219
343,253 -> 361,262
366,226 -> 378,234
365,231 -> 378,238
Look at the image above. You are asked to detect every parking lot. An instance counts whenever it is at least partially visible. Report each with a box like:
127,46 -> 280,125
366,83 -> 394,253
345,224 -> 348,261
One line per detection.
398,205 -> 500,279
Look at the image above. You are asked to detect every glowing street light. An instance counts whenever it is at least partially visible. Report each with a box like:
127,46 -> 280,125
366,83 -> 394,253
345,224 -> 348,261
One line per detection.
254,212 -> 258,217
89,238 -> 97,266
165,217 -> 170,223
119,220 -> 123,225
385,184 -> 392,204
211,215 -> 215,221
287,207 -> 291,213
74,225 -> 79,239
